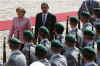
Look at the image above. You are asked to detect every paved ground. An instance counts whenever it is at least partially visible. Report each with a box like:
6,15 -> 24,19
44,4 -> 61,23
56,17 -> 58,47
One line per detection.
0,0 -> 82,62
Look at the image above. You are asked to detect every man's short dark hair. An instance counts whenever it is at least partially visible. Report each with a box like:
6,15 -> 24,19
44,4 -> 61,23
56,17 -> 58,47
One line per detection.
41,2 -> 49,7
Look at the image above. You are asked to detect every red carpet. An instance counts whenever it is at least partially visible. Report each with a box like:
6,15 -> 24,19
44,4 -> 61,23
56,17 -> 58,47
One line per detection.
0,11 -> 77,31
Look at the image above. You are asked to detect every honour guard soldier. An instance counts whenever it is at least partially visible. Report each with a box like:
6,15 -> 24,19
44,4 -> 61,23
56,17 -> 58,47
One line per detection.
38,26 -> 50,48
96,40 -> 100,66
53,23 -> 65,43
38,26 -> 52,59
94,23 -> 100,40
34,44 -> 51,66
68,16 -> 83,45
81,47 -> 97,66
7,38 -> 27,66
22,30 -> 37,66
78,0 -> 100,16
63,34 -> 79,66
82,29 -> 96,48
93,8 -> 100,25
50,40 -> 67,66
80,11 -> 95,31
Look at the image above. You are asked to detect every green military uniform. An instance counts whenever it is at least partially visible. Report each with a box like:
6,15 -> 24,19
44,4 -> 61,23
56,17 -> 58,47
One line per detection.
68,16 -> 83,45
63,34 -> 79,66
34,44 -> 50,66
93,8 -> 100,25
7,38 -> 27,66
54,23 -> 65,43
96,40 -> 100,66
95,23 -> 100,40
81,47 -> 97,66
50,40 -> 67,66
22,30 -> 37,65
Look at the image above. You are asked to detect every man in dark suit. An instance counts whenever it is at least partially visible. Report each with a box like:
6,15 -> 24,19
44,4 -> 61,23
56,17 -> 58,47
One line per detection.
35,3 -> 56,41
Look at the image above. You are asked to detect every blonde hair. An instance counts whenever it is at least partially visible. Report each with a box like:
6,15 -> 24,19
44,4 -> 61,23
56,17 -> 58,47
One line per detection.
16,7 -> 26,14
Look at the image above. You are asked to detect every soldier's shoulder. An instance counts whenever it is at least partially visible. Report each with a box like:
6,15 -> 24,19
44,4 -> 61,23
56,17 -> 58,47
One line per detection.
88,63 -> 98,66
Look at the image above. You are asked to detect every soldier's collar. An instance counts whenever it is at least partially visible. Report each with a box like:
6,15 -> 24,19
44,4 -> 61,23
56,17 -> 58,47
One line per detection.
83,22 -> 91,25
11,50 -> 21,55
25,42 -> 33,47
85,61 -> 95,66
96,34 -> 100,36
71,26 -> 77,30
66,46 -> 75,49
86,41 -> 94,47
56,34 -> 63,39
52,53 -> 61,59
40,58 -> 49,63
40,39 -> 49,43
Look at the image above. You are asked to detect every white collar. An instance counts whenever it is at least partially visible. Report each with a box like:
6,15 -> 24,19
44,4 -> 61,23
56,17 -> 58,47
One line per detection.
57,34 -> 63,37
42,12 -> 48,15
85,61 -> 95,66
42,13 -> 48,17
40,39 -> 48,43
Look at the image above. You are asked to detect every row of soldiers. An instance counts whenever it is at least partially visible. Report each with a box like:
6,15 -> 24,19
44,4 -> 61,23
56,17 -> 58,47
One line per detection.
2,8 -> 100,66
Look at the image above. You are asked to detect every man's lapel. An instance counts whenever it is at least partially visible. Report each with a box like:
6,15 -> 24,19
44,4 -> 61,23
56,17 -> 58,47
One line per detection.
45,13 -> 50,25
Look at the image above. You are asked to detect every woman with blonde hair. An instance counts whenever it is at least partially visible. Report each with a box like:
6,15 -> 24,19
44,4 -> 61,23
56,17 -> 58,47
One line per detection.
9,7 -> 32,42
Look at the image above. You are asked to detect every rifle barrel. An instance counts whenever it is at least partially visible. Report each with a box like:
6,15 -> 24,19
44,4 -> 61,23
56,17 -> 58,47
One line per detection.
3,37 -> 6,64
66,16 -> 69,34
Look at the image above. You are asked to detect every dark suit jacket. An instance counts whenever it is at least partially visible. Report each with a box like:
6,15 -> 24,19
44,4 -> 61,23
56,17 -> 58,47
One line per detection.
35,12 -> 56,40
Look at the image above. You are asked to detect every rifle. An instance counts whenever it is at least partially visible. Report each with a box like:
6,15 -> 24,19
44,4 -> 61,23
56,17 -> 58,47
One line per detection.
28,45 -> 31,66
76,29 -> 80,48
75,27 -> 81,66
32,28 -> 34,33
3,37 -> 6,65
78,22 -> 81,30
92,25 -> 95,49
66,16 -> 69,34
78,53 -> 81,66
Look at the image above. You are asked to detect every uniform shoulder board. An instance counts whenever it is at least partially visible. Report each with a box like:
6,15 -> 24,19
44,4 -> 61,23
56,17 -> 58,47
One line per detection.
67,55 -> 76,62
8,64 -> 12,66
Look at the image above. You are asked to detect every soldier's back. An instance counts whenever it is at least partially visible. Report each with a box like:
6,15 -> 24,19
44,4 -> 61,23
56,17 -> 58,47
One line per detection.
63,47 -> 79,66
22,42 -> 37,65
40,58 -> 51,66
7,50 -> 26,66
50,54 -> 67,66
